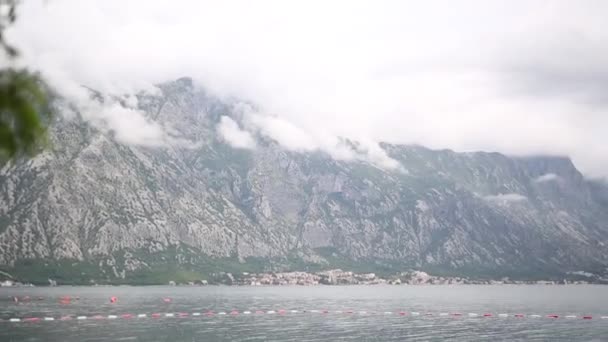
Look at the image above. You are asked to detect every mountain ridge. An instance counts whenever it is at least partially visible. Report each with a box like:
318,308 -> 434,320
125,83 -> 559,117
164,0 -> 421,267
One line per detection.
1,78 -> 607,284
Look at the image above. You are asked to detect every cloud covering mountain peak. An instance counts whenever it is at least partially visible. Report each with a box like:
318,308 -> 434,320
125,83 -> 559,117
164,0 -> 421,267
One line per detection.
7,0 -> 608,177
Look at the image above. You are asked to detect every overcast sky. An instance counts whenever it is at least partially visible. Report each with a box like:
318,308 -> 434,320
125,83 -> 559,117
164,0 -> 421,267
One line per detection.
6,0 -> 608,177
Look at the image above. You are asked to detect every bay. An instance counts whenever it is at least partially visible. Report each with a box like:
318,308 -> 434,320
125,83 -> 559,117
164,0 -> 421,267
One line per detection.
1,285 -> 607,341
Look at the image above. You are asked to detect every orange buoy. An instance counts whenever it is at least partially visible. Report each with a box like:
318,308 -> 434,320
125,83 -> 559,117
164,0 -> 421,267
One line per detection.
110,296 -> 118,303
162,298 -> 172,303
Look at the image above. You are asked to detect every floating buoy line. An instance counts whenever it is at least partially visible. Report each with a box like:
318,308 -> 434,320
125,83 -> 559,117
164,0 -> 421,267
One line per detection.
2,309 -> 607,323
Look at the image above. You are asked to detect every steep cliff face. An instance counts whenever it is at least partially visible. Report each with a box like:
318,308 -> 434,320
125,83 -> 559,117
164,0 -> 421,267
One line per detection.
1,78 -> 607,283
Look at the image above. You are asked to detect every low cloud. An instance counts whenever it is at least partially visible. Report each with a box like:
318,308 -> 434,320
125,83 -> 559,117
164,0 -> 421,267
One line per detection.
247,110 -> 400,169
217,116 -> 256,149
96,103 -> 166,147
7,0 -> 608,177
343,139 -> 401,170
10,51 -> 179,148
534,173 -> 560,183
250,114 -> 316,152
89,99 -> 200,148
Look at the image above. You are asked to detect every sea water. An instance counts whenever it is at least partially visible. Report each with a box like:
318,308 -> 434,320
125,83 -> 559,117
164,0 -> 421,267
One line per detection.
1,285 -> 607,341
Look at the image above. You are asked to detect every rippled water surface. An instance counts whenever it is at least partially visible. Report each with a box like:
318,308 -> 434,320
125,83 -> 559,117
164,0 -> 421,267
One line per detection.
1,285 -> 607,341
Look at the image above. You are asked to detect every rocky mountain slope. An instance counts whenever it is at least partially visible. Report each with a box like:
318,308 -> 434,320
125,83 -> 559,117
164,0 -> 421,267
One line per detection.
1,78 -> 607,284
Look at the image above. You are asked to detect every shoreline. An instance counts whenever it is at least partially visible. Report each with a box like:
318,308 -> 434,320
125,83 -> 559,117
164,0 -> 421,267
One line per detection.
3,281 -> 606,288
1,283 -> 607,288
3,269 -> 606,287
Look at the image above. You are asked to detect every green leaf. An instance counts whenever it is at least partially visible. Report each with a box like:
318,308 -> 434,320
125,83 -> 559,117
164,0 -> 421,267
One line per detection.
0,69 -> 50,159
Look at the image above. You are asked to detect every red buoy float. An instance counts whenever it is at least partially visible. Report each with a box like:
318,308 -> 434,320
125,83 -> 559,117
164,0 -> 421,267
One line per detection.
59,296 -> 71,305
110,296 -> 118,303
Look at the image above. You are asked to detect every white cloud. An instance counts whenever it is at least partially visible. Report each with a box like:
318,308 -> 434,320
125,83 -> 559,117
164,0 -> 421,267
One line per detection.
6,0 -> 608,176
534,173 -> 560,183
228,102 -> 400,168
123,94 -> 139,109
81,98 -> 194,148
484,193 -> 528,204
346,139 -> 401,170
217,116 -> 256,149
96,103 -> 165,147
250,114 -> 316,152
247,110 -> 400,169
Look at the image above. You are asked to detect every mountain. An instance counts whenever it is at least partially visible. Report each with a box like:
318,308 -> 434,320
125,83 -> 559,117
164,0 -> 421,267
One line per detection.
1,78 -> 607,284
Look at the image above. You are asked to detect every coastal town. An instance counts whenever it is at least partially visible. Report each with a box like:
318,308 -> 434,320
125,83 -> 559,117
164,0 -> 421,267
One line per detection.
194,269 -> 600,286
1,269 -> 602,287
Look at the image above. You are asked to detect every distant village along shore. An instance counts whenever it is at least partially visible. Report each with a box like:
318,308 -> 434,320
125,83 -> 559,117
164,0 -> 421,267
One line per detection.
208,270 -> 601,286
1,270 -> 602,287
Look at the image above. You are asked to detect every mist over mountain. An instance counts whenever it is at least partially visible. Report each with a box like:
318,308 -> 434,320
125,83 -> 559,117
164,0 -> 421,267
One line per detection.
1,78 -> 607,284
12,1 -> 608,179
